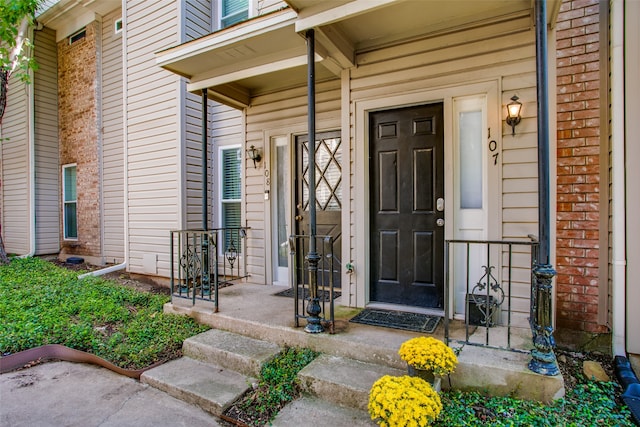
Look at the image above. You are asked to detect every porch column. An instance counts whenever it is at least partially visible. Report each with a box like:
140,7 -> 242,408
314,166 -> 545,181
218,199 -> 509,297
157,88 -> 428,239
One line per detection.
202,88 -> 208,231
304,28 -> 323,333
201,89 -> 210,292
529,0 -> 559,376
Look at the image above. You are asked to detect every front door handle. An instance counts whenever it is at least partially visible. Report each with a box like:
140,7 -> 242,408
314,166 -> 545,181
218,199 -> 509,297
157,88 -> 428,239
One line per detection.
436,218 -> 445,227
295,215 -> 303,221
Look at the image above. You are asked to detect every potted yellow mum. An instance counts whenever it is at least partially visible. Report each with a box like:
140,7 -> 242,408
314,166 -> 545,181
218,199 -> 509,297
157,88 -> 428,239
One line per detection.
398,336 -> 458,390
368,375 -> 442,427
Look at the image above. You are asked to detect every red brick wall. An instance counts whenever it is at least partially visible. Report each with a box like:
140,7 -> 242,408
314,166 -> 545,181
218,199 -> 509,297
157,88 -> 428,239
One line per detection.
555,0 -> 606,334
58,22 -> 101,258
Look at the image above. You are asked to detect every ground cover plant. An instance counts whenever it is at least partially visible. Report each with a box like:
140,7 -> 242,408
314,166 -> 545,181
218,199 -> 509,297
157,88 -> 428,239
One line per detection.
223,346 -> 319,426
0,257 -> 209,369
433,350 -> 634,426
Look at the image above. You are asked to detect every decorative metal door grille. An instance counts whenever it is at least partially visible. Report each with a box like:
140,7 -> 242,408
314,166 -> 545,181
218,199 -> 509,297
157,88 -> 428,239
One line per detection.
301,137 -> 342,211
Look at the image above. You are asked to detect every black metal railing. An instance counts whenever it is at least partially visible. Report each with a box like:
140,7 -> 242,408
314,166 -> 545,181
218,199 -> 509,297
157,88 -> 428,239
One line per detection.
444,237 -> 539,352
169,227 -> 249,311
288,234 -> 337,333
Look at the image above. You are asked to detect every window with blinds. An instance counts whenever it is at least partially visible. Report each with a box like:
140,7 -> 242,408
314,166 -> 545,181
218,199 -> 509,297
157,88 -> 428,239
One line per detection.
63,164 -> 78,239
220,0 -> 249,28
221,147 -> 242,251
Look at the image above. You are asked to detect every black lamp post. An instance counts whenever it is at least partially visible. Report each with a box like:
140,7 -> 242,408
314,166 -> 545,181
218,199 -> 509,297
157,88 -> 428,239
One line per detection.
528,0 -> 559,376
304,28 -> 323,333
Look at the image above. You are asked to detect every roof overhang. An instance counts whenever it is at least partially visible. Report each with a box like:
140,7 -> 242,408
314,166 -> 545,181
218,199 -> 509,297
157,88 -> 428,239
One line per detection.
37,0 -> 121,42
156,0 -> 561,109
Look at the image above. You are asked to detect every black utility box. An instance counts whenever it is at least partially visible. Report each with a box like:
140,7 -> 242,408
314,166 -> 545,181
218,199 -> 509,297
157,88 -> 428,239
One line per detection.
466,294 -> 497,327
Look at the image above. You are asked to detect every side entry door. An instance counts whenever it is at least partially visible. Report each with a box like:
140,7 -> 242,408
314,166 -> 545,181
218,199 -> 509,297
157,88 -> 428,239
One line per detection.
295,131 -> 342,288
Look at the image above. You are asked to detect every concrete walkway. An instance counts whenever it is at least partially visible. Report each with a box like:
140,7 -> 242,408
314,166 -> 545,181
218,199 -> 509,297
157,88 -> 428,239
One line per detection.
0,361 -> 223,427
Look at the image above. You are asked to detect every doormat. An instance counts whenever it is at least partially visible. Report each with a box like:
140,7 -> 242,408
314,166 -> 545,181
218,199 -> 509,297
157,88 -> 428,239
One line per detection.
349,309 -> 440,334
273,287 -> 341,302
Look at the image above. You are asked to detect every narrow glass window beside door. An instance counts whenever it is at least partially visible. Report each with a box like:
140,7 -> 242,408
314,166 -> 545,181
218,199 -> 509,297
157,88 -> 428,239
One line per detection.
63,164 -> 77,239
459,110 -> 483,209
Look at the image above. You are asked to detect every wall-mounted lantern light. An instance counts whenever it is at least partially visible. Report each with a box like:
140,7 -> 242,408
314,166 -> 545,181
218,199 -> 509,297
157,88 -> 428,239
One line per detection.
246,145 -> 262,168
506,95 -> 522,136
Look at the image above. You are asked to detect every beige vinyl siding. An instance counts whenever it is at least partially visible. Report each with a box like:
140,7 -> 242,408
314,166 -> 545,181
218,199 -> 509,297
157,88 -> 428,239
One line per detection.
184,91 -> 209,229
1,75 -> 30,255
245,79 -> 341,284
185,0 -> 212,41
34,26 -> 59,255
210,102 -> 242,228
349,20 -> 539,322
102,9 -> 125,263
126,0 -> 181,276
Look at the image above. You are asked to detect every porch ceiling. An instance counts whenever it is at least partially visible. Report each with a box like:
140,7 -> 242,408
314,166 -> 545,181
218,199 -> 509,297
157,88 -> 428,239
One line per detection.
156,0 -> 560,108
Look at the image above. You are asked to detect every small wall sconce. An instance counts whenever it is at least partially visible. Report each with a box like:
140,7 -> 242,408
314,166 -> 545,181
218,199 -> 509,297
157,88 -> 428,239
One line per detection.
246,145 -> 262,168
506,95 -> 522,136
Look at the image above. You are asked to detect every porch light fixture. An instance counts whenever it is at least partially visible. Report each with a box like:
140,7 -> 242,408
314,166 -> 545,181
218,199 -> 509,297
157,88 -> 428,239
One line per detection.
246,145 -> 262,168
506,95 -> 522,136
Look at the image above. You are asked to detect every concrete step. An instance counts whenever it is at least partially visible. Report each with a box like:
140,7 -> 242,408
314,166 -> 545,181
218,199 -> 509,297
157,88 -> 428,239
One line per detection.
297,354 -> 406,410
183,329 -> 281,377
272,396 -> 376,427
140,356 -> 253,416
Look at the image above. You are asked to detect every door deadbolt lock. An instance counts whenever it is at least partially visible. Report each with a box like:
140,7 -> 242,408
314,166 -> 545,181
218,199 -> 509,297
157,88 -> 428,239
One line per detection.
436,197 -> 445,212
436,218 -> 445,227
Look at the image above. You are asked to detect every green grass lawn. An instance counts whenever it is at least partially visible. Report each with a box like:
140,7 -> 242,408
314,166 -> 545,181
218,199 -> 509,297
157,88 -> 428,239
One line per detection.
0,257 -> 208,369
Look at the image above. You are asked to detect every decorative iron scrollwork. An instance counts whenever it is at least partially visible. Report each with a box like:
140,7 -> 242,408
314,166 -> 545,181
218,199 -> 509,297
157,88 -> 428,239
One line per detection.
179,246 -> 201,291
469,265 -> 505,327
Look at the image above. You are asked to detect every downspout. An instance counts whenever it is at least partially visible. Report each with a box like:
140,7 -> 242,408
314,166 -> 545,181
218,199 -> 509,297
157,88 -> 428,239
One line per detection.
78,262 -> 126,279
610,0 -> 626,357
21,23 -> 40,258
122,0 -> 129,271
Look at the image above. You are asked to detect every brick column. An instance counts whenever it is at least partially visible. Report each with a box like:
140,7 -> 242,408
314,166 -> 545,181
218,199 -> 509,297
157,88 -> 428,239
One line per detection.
555,0 -> 607,335
58,22 -> 101,259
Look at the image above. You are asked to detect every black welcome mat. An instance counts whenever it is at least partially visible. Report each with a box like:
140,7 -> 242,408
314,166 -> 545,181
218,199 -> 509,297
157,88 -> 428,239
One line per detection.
349,308 -> 440,333
273,287 -> 341,302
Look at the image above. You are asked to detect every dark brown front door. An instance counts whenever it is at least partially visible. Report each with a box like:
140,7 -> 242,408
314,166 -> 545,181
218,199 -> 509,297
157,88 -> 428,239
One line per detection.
370,103 -> 444,308
295,131 -> 342,287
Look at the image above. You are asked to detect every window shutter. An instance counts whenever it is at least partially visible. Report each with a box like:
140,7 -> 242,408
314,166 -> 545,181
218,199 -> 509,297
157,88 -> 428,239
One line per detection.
222,148 -> 241,201
221,0 -> 249,27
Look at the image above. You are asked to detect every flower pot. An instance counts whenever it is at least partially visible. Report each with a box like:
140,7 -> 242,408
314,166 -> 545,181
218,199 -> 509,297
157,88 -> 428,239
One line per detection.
407,364 -> 442,392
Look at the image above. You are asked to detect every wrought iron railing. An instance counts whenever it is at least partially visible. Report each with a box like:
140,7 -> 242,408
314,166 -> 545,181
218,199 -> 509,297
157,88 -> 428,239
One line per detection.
444,237 -> 539,352
169,227 -> 249,311
288,234 -> 337,333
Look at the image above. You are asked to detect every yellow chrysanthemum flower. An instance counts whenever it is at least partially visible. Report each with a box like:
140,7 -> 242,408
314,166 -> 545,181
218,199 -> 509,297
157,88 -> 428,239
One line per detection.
398,337 -> 458,376
368,375 -> 442,426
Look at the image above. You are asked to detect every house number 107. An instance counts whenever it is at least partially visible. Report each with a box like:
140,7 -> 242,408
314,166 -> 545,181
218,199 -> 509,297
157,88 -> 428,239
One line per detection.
489,139 -> 499,165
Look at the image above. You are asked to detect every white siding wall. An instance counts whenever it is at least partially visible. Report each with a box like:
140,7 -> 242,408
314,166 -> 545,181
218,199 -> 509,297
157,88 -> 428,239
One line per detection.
245,80 -> 341,283
1,76 -> 30,255
34,26 -> 59,255
125,0 -> 181,276
348,18 -> 539,321
102,8 -> 125,263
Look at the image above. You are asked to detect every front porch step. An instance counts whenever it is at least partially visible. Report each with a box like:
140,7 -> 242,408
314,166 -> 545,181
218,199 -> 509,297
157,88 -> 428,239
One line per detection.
140,356 -> 253,416
183,329 -> 281,377
297,354 -> 405,410
271,396 -> 376,427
